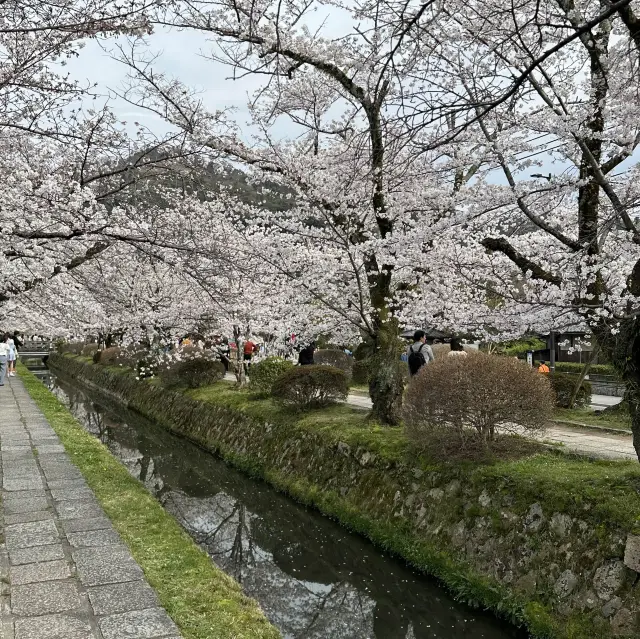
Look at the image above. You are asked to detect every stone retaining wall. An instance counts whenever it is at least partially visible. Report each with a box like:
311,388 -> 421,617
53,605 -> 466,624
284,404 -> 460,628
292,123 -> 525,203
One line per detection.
49,354 -> 640,639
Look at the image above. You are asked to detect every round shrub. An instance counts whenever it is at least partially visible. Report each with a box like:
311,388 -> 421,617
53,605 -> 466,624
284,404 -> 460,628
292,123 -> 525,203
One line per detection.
404,353 -> 554,449
161,358 -> 226,389
351,359 -> 370,385
272,365 -> 348,408
313,349 -> 353,378
249,357 -> 294,393
59,342 -> 84,355
549,373 -> 592,408
94,347 -> 122,366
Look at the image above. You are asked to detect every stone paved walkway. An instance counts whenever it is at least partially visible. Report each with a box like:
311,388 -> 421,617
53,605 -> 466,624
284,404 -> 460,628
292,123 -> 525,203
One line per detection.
0,378 -> 182,639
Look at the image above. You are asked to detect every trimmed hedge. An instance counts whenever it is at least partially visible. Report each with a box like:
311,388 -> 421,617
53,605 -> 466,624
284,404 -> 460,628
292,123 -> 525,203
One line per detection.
554,362 -> 618,377
549,373 -> 592,408
161,358 -> 225,389
249,357 -> 294,393
313,350 -> 354,377
272,365 -> 348,408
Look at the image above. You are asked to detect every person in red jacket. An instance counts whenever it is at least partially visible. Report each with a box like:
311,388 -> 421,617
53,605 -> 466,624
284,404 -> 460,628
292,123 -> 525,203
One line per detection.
243,339 -> 258,371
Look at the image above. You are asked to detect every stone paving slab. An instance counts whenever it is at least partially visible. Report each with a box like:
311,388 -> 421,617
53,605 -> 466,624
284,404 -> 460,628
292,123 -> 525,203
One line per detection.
1,378 -> 183,638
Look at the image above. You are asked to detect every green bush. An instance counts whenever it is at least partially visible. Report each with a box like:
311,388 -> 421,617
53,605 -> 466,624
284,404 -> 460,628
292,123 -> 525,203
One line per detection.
249,357 -> 294,393
313,349 -> 354,378
549,373 -> 592,408
554,362 -> 618,377
351,359 -> 370,385
59,342 -> 84,355
161,358 -> 226,389
272,365 -> 348,408
94,347 -> 122,366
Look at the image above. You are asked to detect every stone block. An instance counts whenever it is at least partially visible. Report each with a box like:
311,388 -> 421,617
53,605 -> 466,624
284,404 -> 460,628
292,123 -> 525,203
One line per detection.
67,529 -> 122,548
11,581 -> 81,616
50,487 -> 94,502
47,479 -> 88,489
623,534 -> 640,573
524,503 -> 545,532
9,544 -> 65,566
553,570 -> 578,598
3,478 -> 43,492
6,520 -> 59,549
73,546 -> 143,586
36,445 -> 66,454
14,614 -> 94,639
2,457 -> 40,474
61,517 -> 113,534
11,560 -> 72,585
41,466 -> 82,481
88,581 -> 159,615
99,608 -> 180,639
55,500 -> 104,520
4,497 -> 49,515
3,489 -> 46,502
5,511 -> 54,525
550,513 -> 573,538
594,560 -> 627,600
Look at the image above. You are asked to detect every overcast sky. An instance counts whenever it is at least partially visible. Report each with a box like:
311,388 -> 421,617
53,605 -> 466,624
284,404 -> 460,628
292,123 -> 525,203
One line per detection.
65,27 -> 266,138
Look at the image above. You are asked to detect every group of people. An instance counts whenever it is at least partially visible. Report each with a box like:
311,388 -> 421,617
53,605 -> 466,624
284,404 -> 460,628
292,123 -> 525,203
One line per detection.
0,332 -> 20,386
408,330 -> 467,376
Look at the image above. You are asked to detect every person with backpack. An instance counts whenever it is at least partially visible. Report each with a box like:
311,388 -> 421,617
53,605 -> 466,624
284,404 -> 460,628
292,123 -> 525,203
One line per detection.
407,330 -> 434,376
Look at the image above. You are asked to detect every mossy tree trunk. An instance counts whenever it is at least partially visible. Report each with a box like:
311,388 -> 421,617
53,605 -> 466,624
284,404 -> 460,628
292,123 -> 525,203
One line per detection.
367,307 -> 405,425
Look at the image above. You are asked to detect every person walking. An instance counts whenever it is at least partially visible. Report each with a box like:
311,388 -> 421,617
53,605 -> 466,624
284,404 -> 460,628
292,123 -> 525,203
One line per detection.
0,335 -> 9,386
407,330 -> 434,376
448,338 -> 468,357
243,337 -> 258,373
7,335 -> 17,376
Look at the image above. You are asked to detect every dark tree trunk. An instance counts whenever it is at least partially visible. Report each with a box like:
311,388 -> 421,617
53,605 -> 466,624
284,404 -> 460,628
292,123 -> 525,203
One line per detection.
595,288 -> 640,460
367,317 -> 404,425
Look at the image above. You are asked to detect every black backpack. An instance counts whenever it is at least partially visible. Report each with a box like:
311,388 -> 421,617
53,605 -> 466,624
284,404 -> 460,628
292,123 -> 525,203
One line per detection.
408,344 -> 427,376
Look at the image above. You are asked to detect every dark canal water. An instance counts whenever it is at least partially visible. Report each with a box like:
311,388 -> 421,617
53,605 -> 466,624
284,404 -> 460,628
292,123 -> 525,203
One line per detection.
33,365 -> 525,639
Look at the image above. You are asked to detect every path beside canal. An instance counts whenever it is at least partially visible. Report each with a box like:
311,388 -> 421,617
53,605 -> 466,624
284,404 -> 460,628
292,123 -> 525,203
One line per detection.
0,377 -> 181,639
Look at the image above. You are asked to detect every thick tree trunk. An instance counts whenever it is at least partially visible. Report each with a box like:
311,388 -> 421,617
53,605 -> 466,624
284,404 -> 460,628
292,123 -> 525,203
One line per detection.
596,310 -> 640,460
367,318 -> 404,425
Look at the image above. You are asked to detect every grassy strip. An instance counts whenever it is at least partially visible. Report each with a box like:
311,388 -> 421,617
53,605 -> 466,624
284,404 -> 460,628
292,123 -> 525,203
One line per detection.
554,407 -> 631,432
18,365 -> 280,639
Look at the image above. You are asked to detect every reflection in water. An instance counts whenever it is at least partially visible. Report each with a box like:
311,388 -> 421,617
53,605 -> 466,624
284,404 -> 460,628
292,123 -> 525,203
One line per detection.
37,368 -> 524,639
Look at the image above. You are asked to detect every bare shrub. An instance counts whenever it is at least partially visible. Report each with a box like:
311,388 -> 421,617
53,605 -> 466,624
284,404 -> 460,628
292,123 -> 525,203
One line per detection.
404,353 -> 553,451
272,365 -> 348,408
81,344 -> 98,358
94,347 -> 122,366
313,349 -> 354,378
59,342 -> 84,355
161,358 -> 226,389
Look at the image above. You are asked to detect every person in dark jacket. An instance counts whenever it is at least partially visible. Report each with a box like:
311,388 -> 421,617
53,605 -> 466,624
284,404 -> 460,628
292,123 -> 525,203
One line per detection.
298,342 -> 316,365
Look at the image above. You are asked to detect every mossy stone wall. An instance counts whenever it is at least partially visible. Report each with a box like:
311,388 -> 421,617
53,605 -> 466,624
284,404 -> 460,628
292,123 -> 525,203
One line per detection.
50,354 -> 640,639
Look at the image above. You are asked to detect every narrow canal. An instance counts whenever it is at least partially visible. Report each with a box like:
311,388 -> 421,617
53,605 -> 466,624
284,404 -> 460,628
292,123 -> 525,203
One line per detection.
32,364 -> 525,639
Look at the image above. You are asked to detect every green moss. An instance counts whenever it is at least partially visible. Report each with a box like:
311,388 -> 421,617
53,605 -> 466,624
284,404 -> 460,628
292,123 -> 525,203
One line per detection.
18,365 -> 280,639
